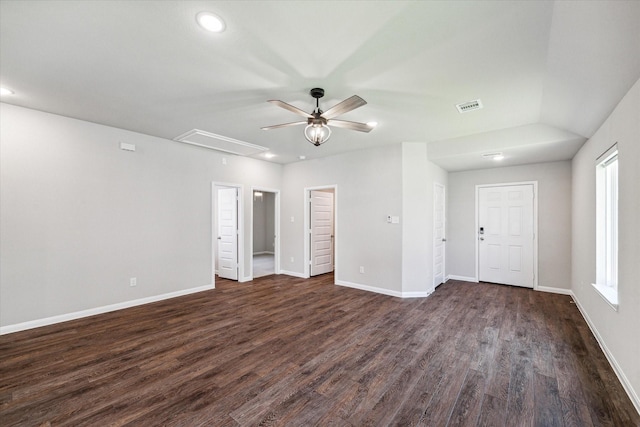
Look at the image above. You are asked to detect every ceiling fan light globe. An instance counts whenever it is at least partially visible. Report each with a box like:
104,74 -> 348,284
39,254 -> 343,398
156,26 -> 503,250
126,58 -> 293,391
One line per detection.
304,124 -> 331,146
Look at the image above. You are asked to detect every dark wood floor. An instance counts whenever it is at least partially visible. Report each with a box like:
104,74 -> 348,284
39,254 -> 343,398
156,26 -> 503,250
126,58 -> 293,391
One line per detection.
1,274 -> 638,426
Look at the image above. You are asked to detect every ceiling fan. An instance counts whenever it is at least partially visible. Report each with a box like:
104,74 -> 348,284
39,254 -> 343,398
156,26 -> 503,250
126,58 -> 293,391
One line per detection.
261,88 -> 375,146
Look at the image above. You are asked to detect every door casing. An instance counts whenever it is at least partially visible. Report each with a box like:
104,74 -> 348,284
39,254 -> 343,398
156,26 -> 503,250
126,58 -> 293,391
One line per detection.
304,185 -> 338,279
433,182 -> 446,288
310,190 -> 335,276
212,182 -> 244,282
475,181 -> 538,289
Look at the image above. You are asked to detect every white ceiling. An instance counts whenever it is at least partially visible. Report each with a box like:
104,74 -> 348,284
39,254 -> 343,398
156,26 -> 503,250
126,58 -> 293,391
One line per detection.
1,1 -> 638,169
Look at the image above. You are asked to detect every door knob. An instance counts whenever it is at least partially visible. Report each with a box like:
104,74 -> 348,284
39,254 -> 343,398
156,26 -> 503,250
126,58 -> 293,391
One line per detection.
217,237 -> 221,240
479,237 -> 484,241
442,238 -> 447,242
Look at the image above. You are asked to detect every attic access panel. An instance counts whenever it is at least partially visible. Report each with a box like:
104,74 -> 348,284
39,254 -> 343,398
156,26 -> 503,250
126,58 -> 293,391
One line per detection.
174,129 -> 268,156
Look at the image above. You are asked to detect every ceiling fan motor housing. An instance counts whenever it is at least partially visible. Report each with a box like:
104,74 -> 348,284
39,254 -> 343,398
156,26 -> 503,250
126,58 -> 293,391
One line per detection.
309,88 -> 325,99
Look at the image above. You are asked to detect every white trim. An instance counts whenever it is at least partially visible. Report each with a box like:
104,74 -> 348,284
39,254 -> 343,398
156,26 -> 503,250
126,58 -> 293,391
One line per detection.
0,284 -> 215,335
571,292 -> 640,414
211,183 -> 217,286
591,283 -> 619,311
253,251 -> 275,255
336,280 -> 403,298
304,185 -> 338,279
475,181 -> 538,288
402,291 -> 432,298
213,182 -> 244,282
596,143 -> 619,163
433,182 -> 446,289
447,275 -> 479,283
280,269 -> 308,279
335,280 -> 431,299
536,286 -> 572,295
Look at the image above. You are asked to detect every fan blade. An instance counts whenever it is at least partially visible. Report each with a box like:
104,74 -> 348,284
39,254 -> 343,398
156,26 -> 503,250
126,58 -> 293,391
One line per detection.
268,100 -> 313,118
321,95 -> 367,120
327,119 -> 374,133
261,121 -> 307,130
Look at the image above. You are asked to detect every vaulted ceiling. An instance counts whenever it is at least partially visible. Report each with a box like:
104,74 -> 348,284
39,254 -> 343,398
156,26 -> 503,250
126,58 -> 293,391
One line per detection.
1,1 -> 639,169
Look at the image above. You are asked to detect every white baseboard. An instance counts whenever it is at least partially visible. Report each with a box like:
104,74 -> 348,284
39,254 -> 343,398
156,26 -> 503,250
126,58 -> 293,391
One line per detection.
447,275 -> 478,283
335,280 -> 430,298
0,283 -> 215,335
239,276 -> 253,283
571,292 -> 640,415
280,269 -> 308,279
336,280 -> 403,297
402,291 -> 432,298
536,285 -> 572,295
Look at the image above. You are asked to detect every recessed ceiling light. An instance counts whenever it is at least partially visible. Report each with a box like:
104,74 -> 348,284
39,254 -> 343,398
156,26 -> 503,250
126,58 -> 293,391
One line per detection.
197,12 -> 226,33
0,87 -> 14,96
298,155 -> 306,160
493,154 -> 504,161
263,152 -> 275,159
367,121 -> 378,128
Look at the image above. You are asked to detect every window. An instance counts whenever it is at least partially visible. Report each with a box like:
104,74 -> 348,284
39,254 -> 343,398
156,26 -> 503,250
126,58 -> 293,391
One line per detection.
593,145 -> 618,309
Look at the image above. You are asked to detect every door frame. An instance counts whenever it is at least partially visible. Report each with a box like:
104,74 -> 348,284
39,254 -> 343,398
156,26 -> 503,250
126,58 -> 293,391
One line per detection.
304,185 -> 338,279
249,186 -> 281,279
212,182 -> 245,283
474,181 -> 538,289
433,182 -> 446,288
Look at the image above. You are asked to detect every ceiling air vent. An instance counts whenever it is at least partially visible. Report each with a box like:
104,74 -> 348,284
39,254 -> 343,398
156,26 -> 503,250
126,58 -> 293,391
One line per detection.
456,99 -> 483,113
174,129 -> 268,156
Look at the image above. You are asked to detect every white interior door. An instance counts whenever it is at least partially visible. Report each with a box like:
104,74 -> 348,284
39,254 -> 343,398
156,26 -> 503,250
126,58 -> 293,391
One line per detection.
433,183 -> 446,287
310,190 -> 334,276
478,184 -> 534,288
217,187 -> 238,280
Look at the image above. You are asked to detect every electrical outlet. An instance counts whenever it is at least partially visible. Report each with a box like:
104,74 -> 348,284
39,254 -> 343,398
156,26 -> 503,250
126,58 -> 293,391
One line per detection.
359,266 -> 364,274
130,277 -> 137,287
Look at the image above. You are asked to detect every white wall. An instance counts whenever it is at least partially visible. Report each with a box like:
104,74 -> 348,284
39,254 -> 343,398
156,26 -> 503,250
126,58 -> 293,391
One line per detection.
0,103 -> 282,329
447,161 -> 572,290
280,144 -> 404,293
402,142 -> 448,295
571,78 -> 640,408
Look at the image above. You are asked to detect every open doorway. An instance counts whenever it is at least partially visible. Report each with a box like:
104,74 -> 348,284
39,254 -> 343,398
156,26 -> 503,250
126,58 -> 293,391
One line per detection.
304,186 -> 337,278
251,188 -> 280,278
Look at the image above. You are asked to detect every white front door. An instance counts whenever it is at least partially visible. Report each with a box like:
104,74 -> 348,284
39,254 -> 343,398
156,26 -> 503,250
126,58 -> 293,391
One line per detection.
310,190 -> 334,276
433,183 -> 446,287
217,187 -> 238,280
478,184 -> 534,288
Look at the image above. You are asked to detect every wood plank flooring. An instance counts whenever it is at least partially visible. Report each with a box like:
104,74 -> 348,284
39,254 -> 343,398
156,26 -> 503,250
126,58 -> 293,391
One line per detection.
1,274 -> 638,426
